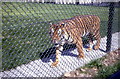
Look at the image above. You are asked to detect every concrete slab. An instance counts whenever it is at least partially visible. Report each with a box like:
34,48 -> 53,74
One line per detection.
0,32 -> 119,77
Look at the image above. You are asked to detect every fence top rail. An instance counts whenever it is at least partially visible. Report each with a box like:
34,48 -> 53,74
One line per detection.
1,0 -> 120,3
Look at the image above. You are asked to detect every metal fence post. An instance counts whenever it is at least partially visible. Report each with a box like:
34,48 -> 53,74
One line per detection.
106,2 -> 115,52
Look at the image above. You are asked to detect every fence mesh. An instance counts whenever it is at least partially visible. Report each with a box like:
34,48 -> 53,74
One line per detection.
1,2 -> 119,77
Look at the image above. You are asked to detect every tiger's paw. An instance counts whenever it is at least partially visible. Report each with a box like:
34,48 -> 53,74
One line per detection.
51,61 -> 59,67
93,45 -> 99,50
86,47 -> 92,52
78,54 -> 85,59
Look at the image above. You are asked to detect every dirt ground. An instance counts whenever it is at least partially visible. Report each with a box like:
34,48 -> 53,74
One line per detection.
63,48 -> 120,77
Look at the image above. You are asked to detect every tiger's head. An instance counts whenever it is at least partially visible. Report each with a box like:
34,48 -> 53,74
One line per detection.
49,23 -> 66,46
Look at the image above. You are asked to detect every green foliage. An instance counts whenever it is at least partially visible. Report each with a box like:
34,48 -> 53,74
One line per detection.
84,58 -> 104,69
96,61 -> 120,78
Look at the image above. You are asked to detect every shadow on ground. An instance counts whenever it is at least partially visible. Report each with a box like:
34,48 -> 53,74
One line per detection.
39,40 -> 106,63
39,44 -> 77,63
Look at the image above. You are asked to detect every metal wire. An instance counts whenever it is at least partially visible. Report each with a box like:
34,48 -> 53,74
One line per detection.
1,2 -> 119,77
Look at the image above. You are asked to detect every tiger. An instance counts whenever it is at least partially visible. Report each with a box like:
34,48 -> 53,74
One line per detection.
49,15 -> 101,67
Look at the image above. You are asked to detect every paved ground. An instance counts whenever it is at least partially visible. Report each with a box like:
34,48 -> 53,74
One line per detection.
0,32 -> 119,77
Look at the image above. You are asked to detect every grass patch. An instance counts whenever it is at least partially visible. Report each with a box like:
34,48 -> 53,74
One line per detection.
63,49 -> 120,78
96,61 -> 120,78
83,57 -> 105,69
2,2 -> 119,71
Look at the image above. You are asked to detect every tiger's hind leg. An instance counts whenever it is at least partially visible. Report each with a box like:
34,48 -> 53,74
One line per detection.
86,34 -> 94,51
86,41 -> 93,51
91,22 -> 101,50
93,31 -> 101,50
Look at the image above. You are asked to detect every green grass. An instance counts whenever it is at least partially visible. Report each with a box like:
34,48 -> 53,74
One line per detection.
2,2 -> 119,71
79,55 -> 120,79
95,61 -> 120,79
83,57 -> 105,69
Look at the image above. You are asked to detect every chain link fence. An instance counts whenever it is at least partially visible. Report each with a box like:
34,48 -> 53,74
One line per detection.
1,1 -> 119,77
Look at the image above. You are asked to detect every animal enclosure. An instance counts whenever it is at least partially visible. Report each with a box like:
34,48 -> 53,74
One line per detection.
1,1 -> 119,77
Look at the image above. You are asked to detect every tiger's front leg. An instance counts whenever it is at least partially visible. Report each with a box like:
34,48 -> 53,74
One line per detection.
51,45 -> 63,67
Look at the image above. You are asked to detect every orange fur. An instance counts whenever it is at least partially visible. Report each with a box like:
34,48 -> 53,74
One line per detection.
49,15 -> 101,67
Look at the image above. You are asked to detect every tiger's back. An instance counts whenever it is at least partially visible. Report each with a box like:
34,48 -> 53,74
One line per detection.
59,15 -> 100,38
